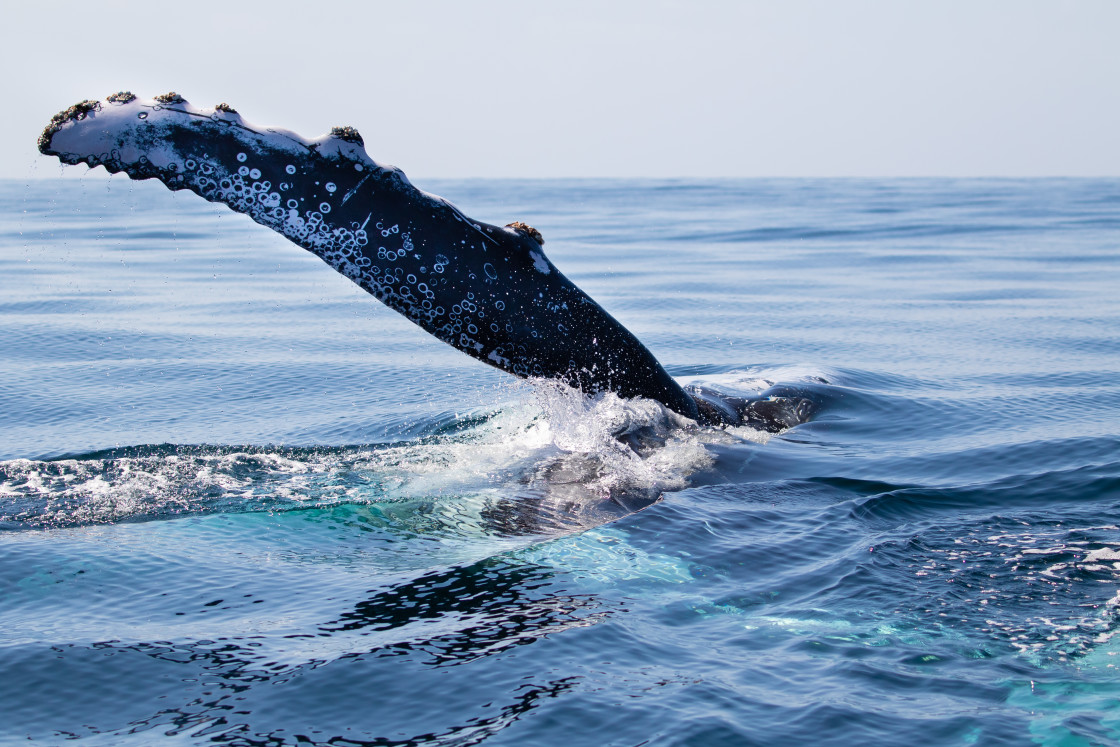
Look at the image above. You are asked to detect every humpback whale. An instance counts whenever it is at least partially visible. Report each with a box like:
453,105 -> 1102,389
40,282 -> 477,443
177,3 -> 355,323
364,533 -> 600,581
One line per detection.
38,93 -> 816,431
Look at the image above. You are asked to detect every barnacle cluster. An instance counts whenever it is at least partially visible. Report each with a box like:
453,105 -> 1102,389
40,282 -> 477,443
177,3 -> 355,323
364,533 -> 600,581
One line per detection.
506,221 -> 545,245
330,126 -> 364,146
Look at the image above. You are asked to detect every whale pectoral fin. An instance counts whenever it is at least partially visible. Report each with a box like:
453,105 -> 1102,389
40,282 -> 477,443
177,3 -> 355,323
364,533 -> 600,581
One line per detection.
39,93 -> 701,421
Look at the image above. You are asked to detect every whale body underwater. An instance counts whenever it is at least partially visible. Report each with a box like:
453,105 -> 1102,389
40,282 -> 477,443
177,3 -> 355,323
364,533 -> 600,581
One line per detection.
39,93 -> 818,431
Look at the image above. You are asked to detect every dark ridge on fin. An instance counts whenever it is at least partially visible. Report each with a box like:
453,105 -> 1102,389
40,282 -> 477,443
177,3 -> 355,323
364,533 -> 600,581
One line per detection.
215,102 -> 237,113
506,221 -> 545,245
107,91 -> 136,104
330,126 -> 364,146
38,99 -> 100,154
155,91 -> 184,104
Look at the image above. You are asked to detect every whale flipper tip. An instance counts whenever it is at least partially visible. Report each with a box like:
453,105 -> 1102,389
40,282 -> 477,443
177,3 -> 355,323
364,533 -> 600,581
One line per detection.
38,99 -> 101,154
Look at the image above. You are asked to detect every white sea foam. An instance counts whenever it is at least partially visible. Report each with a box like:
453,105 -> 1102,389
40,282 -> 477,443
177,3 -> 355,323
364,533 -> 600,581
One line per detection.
0,381 -> 774,532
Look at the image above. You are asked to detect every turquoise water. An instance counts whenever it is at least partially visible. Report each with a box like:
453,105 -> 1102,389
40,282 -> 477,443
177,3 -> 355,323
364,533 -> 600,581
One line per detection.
2,177 -> 1119,745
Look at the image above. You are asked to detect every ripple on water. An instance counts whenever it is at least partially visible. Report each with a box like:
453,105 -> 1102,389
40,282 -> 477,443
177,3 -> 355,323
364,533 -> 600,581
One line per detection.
3,178 -> 1120,744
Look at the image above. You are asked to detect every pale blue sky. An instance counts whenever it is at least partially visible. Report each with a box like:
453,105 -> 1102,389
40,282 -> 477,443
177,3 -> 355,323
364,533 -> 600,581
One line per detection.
3,0 -> 1117,178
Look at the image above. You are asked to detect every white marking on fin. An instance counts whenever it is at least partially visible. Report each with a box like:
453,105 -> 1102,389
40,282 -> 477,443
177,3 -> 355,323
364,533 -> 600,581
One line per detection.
530,250 -> 551,274
340,172 -> 373,205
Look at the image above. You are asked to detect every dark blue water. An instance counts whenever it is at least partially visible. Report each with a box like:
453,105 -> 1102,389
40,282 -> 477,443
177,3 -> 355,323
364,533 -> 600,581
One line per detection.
2,176 -> 1119,745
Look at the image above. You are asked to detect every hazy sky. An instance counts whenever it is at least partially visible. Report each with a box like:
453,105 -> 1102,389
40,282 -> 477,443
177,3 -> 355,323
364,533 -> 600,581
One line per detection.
3,0 -> 1117,178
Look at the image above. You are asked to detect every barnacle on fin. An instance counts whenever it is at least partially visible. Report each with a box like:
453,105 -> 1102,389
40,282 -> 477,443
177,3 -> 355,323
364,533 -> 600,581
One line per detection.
330,126 -> 364,146
506,221 -> 545,245
215,102 -> 237,113
155,91 -> 184,104
38,99 -> 101,154
107,91 -> 136,104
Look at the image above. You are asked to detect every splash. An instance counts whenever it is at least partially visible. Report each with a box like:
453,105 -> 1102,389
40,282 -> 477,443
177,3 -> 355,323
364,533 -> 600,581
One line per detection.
0,383 -> 776,533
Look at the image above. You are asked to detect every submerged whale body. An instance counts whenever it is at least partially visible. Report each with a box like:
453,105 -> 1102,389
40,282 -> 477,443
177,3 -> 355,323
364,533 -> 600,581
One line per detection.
39,93 -> 816,430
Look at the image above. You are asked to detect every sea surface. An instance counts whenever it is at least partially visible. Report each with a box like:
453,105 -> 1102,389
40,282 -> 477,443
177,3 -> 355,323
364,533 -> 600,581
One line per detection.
1,176 -> 1119,745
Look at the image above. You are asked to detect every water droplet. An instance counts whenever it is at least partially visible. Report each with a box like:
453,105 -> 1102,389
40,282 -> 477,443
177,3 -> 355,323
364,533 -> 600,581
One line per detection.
325,182 -> 337,193
285,164 -> 296,174
249,168 -> 261,180
236,153 -> 247,162
319,202 -> 331,213
137,112 -> 148,119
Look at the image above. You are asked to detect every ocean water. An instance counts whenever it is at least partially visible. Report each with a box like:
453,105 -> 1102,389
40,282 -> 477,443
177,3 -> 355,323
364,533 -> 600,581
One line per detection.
1,175 -> 1119,745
